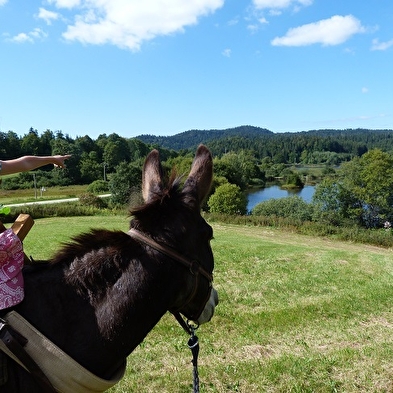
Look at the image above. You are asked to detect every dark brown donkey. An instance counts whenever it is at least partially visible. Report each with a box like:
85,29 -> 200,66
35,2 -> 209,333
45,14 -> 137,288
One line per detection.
0,144 -> 218,392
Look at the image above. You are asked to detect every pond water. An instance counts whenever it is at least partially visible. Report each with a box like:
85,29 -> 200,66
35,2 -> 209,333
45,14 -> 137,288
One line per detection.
247,185 -> 315,212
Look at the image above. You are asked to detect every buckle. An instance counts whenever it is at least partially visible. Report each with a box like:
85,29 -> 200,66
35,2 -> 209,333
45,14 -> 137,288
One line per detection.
189,260 -> 200,275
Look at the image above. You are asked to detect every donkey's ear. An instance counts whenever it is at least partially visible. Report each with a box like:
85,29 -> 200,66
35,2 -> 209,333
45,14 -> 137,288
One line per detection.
142,149 -> 164,203
183,145 -> 213,207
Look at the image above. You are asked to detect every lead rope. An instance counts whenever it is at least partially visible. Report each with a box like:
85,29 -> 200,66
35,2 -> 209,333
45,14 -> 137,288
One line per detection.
172,312 -> 200,393
188,325 -> 200,393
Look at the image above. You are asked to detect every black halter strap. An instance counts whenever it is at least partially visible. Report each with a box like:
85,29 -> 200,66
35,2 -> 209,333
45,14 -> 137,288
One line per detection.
128,228 -> 213,321
128,229 -> 205,393
127,229 -> 212,283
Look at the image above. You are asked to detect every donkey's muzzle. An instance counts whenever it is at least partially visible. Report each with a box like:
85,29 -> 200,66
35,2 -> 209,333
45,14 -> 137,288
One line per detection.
196,287 -> 218,325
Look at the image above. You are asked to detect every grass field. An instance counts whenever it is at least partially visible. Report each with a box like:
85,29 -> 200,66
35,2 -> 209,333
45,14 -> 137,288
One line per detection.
16,216 -> 393,392
0,185 -> 89,205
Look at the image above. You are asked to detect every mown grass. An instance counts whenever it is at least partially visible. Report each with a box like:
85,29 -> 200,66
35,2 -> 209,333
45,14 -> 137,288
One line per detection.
16,216 -> 393,392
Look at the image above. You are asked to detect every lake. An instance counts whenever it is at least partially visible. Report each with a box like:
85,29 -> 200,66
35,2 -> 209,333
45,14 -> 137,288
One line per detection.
247,185 -> 315,212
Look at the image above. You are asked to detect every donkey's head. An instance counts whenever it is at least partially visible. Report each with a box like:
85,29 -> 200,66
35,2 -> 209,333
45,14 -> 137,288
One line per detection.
130,145 -> 218,324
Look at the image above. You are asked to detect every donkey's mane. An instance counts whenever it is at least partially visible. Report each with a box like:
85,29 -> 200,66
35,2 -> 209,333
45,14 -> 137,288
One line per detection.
49,177 -> 186,267
51,229 -> 132,266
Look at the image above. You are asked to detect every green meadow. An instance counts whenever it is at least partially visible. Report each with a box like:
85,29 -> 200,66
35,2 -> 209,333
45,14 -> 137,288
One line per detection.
19,216 -> 393,392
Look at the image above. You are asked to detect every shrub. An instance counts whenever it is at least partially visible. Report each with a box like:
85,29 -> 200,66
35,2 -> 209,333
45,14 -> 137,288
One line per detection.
208,183 -> 247,215
79,193 -> 107,209
109,162 -> 142,206
252,195 -> 313,222
87,180 -> 109,194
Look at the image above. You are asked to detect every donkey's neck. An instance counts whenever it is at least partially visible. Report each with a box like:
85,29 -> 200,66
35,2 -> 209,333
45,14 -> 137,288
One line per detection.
68,254 -> 180,379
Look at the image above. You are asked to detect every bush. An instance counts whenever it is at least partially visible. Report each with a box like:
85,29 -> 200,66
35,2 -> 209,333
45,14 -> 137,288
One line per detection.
109,162 -> 142,206
208,183 -> 247,215
87,180 -> 109,194
79,193 -> 107,209
252,195 -> 313,222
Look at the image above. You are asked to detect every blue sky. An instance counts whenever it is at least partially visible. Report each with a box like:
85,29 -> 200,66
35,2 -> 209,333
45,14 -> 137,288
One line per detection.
0,0 -> 392,139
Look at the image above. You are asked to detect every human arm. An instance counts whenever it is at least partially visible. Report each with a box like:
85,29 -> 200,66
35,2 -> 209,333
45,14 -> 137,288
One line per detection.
0,155 -> 71,175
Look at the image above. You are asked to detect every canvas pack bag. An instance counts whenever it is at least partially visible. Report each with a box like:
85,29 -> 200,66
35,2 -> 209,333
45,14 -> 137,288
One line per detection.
0,228 -> 24,310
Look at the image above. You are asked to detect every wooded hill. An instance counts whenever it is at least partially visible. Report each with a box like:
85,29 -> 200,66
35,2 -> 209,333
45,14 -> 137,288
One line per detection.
137,125 -> 273,150
137,126 -> 393,164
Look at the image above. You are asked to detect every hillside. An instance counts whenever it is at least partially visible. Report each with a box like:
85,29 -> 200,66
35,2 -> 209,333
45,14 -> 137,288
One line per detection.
136,125 -> 273,150
137,127 -> 393,162
23,217 -> 393,392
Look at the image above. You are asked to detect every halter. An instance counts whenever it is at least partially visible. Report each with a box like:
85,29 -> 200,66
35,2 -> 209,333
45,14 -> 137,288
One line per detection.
127,228 -> 214,393
127,228 -> 213,320
128,228 -> 213,283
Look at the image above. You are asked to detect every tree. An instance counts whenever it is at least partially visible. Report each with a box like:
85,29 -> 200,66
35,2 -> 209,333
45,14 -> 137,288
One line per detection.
103,138 -> 130,169
21,128 -> 41,155
79,151 -> 103,183
341,149 -> 393,226
213,150 -> 262,190
164,155 -> 193,179
51,136 -> 81,184
109,162 -> 142,206
40,129 -> 55,156
314,149 -> 393,228
128,138 -> 151,162
208,183 -> 247,215
281,169 -> 303,188
311,177 -> 357,225
75,135 -> 97,156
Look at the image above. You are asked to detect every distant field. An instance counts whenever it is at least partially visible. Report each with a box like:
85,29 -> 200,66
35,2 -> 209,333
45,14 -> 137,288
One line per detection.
19,217 -> 393,392
0,185 -> 89,205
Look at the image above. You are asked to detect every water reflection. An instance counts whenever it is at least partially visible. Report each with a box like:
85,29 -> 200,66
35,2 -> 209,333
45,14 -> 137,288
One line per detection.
247,185 -> 315,212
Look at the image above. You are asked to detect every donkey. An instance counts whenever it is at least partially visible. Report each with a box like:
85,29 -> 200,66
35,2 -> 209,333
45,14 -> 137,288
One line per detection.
0,144 -> 218,392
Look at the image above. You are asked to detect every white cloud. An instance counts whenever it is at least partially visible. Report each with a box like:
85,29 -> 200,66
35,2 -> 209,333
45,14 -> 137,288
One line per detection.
361,87 -> 369,93
247,16 -> 268,33
47,0 -> 81,8
0,0 -> 8,6
271,15 -> 365,47
222,48 -> 231,57
247,24 -> 259,33
10,33 -> 33,43
371,38 -> 393,51
269,9 -> 282,16
38,8 -> 60,25
50,0 -> 223,51
8,28 -> 47,43
253,0 -> 312,10
227,17 -> 239,26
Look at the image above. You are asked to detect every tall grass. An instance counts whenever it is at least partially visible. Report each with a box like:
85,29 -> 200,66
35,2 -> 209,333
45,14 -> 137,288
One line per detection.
20,216 -> 393,392
0,185 -> 89,205
206,213 -> 393,248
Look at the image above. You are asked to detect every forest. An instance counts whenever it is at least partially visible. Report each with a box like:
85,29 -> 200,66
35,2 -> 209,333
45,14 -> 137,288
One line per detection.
2,126 -> 393,179
1,125 -> 393,194
3,126 -> 393,236
137,126 -> 393,164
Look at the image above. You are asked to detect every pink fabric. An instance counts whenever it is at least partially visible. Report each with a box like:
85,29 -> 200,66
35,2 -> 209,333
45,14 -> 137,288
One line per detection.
0,228 -> 24,309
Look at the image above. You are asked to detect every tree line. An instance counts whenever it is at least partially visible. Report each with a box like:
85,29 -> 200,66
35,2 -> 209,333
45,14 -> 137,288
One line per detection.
0,128 -> 175,188
3,127 -> 393,231
138,126 -> 393,166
